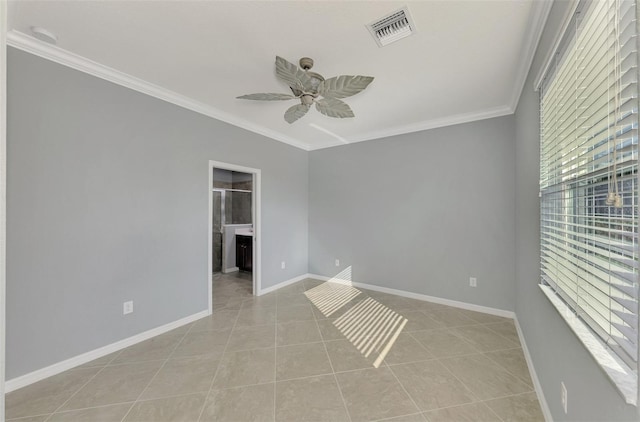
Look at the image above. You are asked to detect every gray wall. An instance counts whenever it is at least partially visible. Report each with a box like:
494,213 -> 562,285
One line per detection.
6,48 -> 308,379
309,116 -> 516,311
514,1 -> 639,420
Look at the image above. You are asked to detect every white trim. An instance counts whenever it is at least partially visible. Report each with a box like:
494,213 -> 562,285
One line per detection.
309,105 -> 514,151
9,29 -> 536,154
6,30 -> 309,152
304,274 -> 552,416
533,0 -> 580,91
5,310 -> 208,393
514,317 -> 553,422
0,1 -> 7,419
254,170 -> 262,297
509,0 -> 554,110
540,285 -> 637,406
223,267 -> 239,274
258,273 -> 311,296
208,160 -> 261,312
208,163 -> 213,314
307,274 -> 514,318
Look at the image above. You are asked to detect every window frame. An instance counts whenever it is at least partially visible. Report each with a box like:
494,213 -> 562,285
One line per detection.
537,0 -> 639,405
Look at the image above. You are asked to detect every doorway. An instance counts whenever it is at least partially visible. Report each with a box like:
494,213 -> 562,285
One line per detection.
208,161 -> 261,314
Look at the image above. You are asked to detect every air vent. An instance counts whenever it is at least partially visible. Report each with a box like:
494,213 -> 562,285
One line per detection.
367,6 -> 416,47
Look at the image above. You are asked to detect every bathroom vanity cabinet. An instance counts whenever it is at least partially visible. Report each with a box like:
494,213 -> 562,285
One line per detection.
236,235 -> 253,272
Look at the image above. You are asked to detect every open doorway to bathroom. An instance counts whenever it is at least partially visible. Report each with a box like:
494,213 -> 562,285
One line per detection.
208,161 -> 261,314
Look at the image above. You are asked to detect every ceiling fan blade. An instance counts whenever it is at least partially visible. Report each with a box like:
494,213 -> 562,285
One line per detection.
284,104 -> 311,124
315,98 -> 355,118
237,93 -> 296,101
276,56 -> 314,93
318,75 -> 374,99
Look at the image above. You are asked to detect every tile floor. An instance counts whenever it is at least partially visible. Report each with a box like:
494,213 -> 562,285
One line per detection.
6,273 -> 545,421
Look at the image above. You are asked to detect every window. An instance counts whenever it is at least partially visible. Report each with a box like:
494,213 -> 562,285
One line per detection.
539,0 -> 638,400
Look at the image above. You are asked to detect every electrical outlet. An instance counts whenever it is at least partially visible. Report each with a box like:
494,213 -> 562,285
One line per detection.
335,259 -> 340,267
281,261 -> 286,269
469,277 -> 477,287
561,381 -> 568,414
123,301 -> 133,315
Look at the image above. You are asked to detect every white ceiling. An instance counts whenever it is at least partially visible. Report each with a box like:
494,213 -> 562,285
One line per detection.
7,1 -> 551,151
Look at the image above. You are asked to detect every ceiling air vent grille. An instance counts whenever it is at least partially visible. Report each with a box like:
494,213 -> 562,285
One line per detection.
367,6 -> 416,47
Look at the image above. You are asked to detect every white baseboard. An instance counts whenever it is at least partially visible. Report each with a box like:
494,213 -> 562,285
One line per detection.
4,275 -> 518,394
307,274 -> 514,319
260,274 -> 549,418
514,317 -> 552,422
304,275 -> 551,415
5,310 -> 209,393
258,273 -> 311,296
223,267 -> 239,274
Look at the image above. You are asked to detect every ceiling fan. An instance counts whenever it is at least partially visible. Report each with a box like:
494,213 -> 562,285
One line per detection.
237,56 -> 374,124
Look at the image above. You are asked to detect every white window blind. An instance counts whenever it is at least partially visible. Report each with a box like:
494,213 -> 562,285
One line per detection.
540,0 -> 639,369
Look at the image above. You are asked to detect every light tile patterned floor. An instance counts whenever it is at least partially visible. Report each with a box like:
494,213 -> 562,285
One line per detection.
6,273 -> 544,421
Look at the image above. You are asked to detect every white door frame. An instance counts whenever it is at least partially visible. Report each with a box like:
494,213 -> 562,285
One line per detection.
1,1 -> 8,419
208,160 -> 261,314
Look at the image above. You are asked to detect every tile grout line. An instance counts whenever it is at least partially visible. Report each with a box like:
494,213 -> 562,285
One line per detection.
7,411 -> 53,421
9,275 -> 240,421
29,401 -> 137,420
420,400 -> 505,421
42,362 -> 113,421
165,361 -> 448,393
40,337 -> 133,421
402,329 -> 503,415
480,400 -> 508,422
28,330 -> 192,421
9,277 -> 541,422
434,337 -> 532,392
482,350 -> 537,389
403,331 -> 438,362
402,330 -> 485,361
482,326 -> 524,350
370,411 -> 425,422
310,302 -> 353,422
196,289 -> 243,422
432,352 -> 511,422
441,327 -> 489,356
132,389 -> 214,404
428,357 -> 487,411
482,390 -> 541,402
453,323 -> 521,349
118,323 -> 195,422
385,362 -> 424,417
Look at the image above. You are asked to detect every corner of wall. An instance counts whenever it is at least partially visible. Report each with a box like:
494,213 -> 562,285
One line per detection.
1,1 -> 8,419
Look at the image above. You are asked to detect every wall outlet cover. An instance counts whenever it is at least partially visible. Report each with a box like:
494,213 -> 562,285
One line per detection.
123,301 -> 133,315
281,261 -> 286,269
469,277 -> 477,287
335,259 -> 340,267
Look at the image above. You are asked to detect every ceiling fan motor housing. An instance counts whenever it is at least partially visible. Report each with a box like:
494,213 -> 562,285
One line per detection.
297,57 -> 324,93
299,57 -> 314,70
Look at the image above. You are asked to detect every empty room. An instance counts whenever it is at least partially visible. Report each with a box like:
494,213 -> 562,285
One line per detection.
1,0 -> 639,421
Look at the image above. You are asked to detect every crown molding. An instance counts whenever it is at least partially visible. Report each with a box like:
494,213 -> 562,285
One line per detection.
317,0 -> 553,152
7,8 -> 546,153
509,0 -> 554,110
308,105 -> 514,151
533,0 -> 580,91
6,30 -> 310,151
